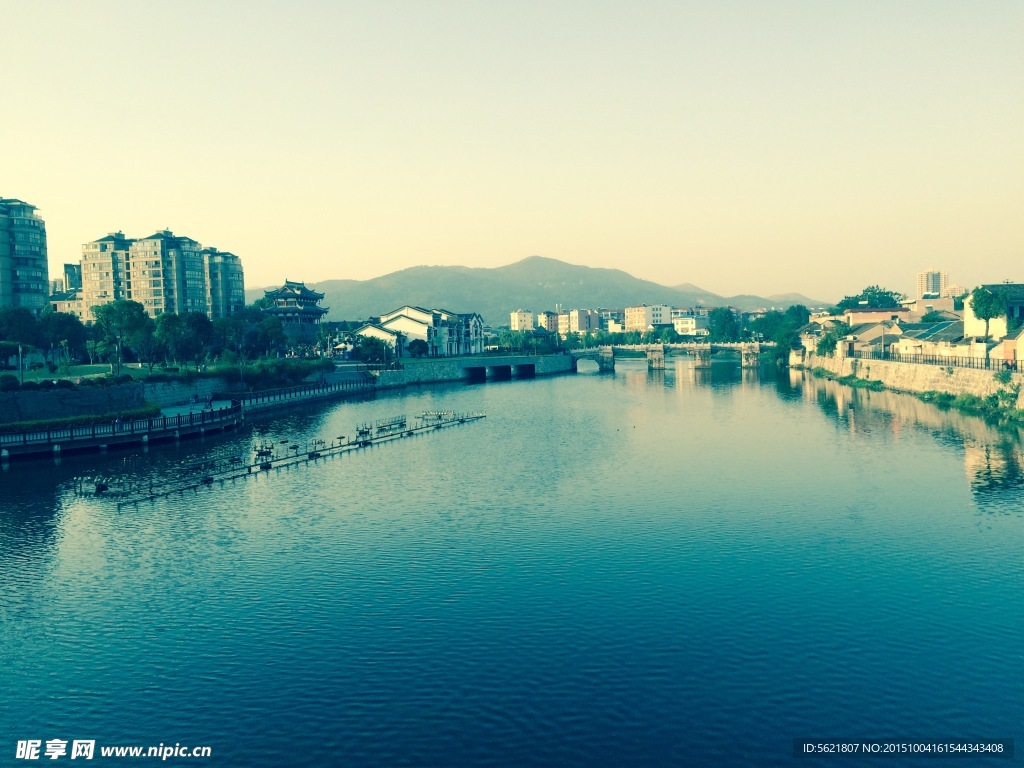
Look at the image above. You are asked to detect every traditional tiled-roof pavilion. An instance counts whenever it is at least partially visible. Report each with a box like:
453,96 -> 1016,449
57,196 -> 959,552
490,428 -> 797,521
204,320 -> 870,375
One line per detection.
263,280 -> 329,344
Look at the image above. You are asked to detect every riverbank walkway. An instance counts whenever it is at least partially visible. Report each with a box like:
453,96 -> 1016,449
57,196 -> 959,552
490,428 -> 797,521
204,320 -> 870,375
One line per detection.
1,377 -> 375,460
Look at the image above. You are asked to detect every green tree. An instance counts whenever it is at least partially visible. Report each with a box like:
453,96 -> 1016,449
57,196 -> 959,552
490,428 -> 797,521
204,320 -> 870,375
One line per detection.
408,339 -> 429,358
40,310 -> 88,363
155,313 -> 186,365
353,335 -> 390,364
131,316 -> 164,372
816,324 -> 847,357
0,307 -> 41,346
783,304 -> 810,327
836,286 -> 905,311
91,300 -> 149,375
748,304 -> 810,360
708,308 -> 741,342
970,286 -> 1008,342
183,312 -> 214,368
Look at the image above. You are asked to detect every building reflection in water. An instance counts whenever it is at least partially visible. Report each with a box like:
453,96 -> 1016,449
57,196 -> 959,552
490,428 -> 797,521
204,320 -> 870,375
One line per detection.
789,369 -> 1024,515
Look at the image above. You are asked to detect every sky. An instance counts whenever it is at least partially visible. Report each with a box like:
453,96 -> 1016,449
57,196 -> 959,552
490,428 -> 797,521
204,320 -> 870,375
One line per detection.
2,0 -> 1021,302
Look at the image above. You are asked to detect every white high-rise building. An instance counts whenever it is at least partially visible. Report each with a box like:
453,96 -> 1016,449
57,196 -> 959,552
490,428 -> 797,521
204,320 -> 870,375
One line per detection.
916,269 -> 948,300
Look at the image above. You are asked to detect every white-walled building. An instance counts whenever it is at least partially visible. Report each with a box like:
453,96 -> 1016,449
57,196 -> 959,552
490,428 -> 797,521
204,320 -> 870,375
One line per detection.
510,309 -> 534,331
569,309 -> 599,334
378,306 -> 484,357
535,311 -> 558,333
673,316 -> 709,336
916,269 -> 948,299
624,304 -> 672,332
353,322 -> 406,357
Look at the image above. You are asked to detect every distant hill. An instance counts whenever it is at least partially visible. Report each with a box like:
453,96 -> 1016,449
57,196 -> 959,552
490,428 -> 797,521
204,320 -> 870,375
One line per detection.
246,256 -> 828,325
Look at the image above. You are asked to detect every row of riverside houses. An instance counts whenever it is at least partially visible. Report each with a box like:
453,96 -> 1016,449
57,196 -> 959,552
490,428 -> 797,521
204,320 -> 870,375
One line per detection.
261,283 -> 487,358
511,305 -> 711,338
352,306 -> 485,357
795,284 -> 1024,369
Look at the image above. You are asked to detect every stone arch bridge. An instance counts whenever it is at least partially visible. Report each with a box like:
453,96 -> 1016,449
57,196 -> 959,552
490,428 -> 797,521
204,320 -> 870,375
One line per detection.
571,342 -> 771,372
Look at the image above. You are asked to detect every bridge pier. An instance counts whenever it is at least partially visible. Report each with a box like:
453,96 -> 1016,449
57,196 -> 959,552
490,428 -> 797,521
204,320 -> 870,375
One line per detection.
740,342 -> 761,368
646,345 -> 666,370
693,344 -> 712,369
597,346 -> 615,372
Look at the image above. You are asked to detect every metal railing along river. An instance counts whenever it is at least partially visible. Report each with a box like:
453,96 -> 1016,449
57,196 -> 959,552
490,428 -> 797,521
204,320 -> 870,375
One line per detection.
223,378 -> 375,408
850,350 -> 1018,372
0,404 -> 244,452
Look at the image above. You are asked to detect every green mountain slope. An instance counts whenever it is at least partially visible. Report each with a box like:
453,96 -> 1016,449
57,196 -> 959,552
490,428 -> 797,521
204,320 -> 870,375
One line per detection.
247,256 -> 826,324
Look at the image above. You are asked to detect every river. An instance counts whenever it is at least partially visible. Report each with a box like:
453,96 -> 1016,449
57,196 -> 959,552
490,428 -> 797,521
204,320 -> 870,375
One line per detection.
2,359 -> 1021,766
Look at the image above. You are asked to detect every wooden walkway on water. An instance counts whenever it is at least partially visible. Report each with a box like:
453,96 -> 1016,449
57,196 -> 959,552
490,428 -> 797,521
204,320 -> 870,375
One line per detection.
73,411 -> 486,505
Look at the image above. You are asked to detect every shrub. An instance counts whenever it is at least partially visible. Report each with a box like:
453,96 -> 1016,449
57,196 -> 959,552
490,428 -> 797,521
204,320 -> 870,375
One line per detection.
0,374 -> 19,391
0,404 -> 163,435
37,380 -> 55,390
19,381 -> 39,391
55,379 -> 75,389
28,361 -> 44,371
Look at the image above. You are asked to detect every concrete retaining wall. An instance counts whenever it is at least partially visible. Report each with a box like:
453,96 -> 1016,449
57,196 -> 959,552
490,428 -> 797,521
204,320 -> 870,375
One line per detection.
803,351 -> 1024,409
0,383 -> 145,425
142,378 -> 230,407
376,354 -> 574,390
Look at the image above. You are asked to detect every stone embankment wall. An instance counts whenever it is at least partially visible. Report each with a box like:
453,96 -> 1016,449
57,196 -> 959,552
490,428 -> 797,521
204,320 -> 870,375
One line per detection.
142,377 -> 229,407
800,351 -> 1024,409
376,354 -> 574,390
0,383 -> 145,425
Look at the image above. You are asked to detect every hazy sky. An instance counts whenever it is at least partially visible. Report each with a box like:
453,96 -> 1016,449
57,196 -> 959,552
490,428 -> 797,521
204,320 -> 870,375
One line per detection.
3,1 -> 1021,301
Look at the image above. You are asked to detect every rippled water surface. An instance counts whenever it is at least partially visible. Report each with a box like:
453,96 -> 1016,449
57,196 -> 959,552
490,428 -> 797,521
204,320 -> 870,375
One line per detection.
2,361 -> 1022,766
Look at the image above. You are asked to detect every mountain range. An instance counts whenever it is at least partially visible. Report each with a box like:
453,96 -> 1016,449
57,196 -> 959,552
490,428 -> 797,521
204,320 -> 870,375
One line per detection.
246,256 -> 828,325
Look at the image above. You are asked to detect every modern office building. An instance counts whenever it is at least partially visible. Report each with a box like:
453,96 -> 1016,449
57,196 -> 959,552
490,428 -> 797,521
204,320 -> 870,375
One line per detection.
0,198 -> 49,315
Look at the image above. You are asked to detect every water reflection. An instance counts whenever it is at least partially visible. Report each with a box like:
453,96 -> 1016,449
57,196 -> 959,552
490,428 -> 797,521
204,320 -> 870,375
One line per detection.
792,370 -> 1024,515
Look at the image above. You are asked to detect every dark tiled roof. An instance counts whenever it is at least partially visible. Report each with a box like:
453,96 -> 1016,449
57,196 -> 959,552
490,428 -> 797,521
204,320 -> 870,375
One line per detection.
264,280 -> 324,301
899,321 -> 964,343
982,284 -> 1024,302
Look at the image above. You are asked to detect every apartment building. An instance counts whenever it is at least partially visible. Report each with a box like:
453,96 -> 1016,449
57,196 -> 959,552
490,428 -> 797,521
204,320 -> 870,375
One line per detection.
79,229 -> 244,320
510,309 -> 534,331
624,304 -> 672,332
0,198 -> 49,315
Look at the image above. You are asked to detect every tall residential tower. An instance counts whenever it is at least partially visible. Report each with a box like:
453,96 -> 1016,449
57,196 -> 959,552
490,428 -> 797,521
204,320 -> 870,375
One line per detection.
0,198 -> 49,315
916,269 -> 948,300
79,229 -> 245,320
